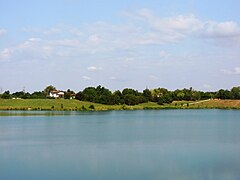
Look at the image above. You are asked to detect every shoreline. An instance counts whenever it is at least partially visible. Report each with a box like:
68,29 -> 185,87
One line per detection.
0,99 -> 240,115
1,108 -> 239,117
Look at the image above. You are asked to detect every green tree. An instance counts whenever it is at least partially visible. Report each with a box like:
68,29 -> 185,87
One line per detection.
200,91 -> 214,100
191,91 -> 201,101
12,91 -> 25,98
64,89 -> 75,99
95,86 -> 112,104
182,88 -> 191,101
216,89 -> 231,99
231,87 -> 240,99
122,88 -> 139,96
143,88 -> 152,101
64,92 -> 71,99
44,85 -> 56,96
22,92 -> 31,99
76,86 -> 112,104
1,90 -> 11,99
177,92 -> 185,101
162,92 -> 173,104
113,90 -> 124,104
151,88 -> 172,104
30,91 -> 46,99
75,91 -> 84,101
157,98 -> 164,105
81,87 -> 97,102
123,94 -> 138,105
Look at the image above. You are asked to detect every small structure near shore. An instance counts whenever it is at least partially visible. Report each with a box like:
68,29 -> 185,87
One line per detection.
49,90 -> 76,99
49,90 -> 65,98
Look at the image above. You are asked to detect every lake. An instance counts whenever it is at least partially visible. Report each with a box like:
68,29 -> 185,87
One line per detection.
0,110 -> 240,180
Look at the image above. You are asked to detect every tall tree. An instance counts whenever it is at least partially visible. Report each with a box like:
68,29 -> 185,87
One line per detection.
1,91 -> 11,99
231,87 -> 240,99
143,88 -> 152,101
43,85 -> 56,96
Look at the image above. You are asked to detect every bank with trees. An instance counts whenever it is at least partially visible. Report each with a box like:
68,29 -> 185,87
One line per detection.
1,85 -> 240,106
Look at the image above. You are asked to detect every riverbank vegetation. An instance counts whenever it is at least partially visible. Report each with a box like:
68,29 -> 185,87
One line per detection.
0,99 -> 240,111
0,85 -> 240,110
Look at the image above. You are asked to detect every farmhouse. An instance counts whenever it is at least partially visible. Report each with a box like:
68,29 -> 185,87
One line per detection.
49,90 -> 65,98
49,90 -> 76,99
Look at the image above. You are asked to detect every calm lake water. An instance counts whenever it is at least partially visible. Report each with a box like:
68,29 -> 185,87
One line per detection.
0,110 -> 240,180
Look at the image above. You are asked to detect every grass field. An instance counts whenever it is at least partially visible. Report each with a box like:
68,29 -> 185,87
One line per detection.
189,99 -> 240,109
0,99 -> 240,112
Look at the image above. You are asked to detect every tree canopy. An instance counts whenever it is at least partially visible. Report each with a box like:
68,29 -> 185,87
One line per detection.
1,85 -> 240,106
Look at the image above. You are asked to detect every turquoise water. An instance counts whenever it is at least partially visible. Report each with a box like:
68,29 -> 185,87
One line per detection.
0,110 -> 240,180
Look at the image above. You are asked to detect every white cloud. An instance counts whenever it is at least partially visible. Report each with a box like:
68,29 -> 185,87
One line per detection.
6,37 -> 54,60
159,51 -> 170,58
122,57 -> 135,62
149,75 -> 159,80
110,76 -> 117,80
15,9 -> 240,54
149,14 -> 201,34
223,67 -> 240,75
18,37 -> 42,49
202,21 -> 240,38
124,9 -> 240,45
22,27 -> 62,35
135,8 -> 153,19
88,34 -> 101,44
43,27 -> 62,35
87,66 -> 103,71
69,28 -> 83,36
82,76 -> 91,80
3,8 -> 240,92
0,29 -> 7,36
28,37 -> 42,42
53,39 -> 82,47
163,14 -> 201,32
0,48 -> 12,60
203,84 -> 213,90
122,8 -> 153,21
4,9 -> 240,64
124,9 -> 201,43
200,21 -> 240,46
22,27 -> 41,33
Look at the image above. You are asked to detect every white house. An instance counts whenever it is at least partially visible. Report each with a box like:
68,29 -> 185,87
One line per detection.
49,90 -> 65,98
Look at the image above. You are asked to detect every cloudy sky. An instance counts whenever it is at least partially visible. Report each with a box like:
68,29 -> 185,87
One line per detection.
0,0 -> 240,92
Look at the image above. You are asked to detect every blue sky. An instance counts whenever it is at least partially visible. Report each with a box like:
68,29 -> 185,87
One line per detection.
0,0 -> 240,92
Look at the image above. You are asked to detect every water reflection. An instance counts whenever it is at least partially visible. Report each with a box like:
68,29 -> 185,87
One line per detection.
0,110 -> 240,179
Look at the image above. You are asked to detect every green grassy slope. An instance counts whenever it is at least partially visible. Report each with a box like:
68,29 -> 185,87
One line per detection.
189,99 -> 240,109
0,99 -> 100,110
0,99 -> 240,111
0,99 -> 173,111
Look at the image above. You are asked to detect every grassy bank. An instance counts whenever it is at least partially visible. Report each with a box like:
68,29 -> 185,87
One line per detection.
0,99 -> 240,112
188,99 -> 240,109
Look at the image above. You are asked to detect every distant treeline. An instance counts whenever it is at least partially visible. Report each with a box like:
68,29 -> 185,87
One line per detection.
1,85 -> 240,105
75,86 -> 240,105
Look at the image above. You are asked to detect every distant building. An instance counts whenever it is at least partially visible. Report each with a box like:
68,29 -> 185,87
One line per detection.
49,90 -> 65,98
49,90 -> 76,99
70,93 -> 76,99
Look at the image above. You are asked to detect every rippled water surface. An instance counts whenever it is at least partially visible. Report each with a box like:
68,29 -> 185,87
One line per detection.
1,110 -> 240,180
